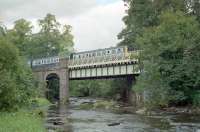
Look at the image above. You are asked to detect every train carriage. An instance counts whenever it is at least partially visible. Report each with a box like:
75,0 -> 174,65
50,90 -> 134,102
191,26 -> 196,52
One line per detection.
70,46 -> 129,61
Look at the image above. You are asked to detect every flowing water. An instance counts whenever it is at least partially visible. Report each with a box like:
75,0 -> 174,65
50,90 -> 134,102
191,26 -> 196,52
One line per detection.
45,98 -> 200,132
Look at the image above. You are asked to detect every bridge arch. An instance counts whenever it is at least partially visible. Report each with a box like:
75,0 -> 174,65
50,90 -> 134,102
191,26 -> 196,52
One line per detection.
45,73 -> 60,102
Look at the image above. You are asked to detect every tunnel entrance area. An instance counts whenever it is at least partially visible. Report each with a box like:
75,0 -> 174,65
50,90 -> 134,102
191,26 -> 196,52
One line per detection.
46,73 -> 60,103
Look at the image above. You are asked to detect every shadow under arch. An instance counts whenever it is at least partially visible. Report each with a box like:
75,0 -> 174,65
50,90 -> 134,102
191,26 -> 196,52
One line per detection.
46,73 -> 60,103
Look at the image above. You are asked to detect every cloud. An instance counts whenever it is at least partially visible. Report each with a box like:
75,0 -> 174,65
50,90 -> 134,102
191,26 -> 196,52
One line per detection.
1,0 -> 97,22
60,1 -> 125,51
0,0 -> 125,52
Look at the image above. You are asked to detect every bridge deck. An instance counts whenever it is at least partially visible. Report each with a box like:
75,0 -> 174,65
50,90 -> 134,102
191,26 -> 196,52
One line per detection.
31,50 -> 140,79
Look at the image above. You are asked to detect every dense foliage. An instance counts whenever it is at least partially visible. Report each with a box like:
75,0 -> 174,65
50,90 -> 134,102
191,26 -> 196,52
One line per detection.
120,0 -> 200,107
7,14 -> 74,59
0,36 -> 35,111
70,79 -> 130,101
0,13 -> 74,110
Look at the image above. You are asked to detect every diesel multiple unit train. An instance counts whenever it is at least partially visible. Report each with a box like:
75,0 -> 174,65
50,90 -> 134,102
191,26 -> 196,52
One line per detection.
70,46 -> 129,60
31,46 -> 131,66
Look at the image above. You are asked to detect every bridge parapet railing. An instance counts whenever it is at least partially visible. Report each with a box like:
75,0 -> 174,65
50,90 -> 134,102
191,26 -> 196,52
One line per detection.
68,51 -> 140,67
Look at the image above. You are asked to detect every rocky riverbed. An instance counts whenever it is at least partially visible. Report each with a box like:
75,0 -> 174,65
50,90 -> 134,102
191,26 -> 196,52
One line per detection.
45,98 -> 200,132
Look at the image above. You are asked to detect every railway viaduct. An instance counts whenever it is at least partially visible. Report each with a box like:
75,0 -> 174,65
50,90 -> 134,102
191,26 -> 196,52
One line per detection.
31,50 -> 140,104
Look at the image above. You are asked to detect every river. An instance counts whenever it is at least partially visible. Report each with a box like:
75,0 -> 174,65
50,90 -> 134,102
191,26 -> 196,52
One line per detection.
45,98 -> 200,132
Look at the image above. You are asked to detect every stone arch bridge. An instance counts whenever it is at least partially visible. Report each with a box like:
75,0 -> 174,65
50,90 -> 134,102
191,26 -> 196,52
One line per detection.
31,49 -> 140,104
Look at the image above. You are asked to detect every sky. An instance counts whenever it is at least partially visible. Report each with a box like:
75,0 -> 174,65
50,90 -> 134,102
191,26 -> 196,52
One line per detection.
0,0 -> 126,51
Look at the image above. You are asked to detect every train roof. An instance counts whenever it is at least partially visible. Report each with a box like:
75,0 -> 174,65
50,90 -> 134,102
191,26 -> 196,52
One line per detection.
72,46 -> 126,55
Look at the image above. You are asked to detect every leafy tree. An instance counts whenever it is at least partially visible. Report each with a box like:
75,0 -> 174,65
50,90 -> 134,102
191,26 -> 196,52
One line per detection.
118,0 -> 156,49
59,25 -> 74,57
7,14 -> 74,59
119,0 -> 200,107
119,0 -> 188,48
7,19 -> 33,56
0,14 -> 74,110
135,11 -> 200,106
0,37 -> 36,111
69,78 -> 133,102
29,13 -> 74,58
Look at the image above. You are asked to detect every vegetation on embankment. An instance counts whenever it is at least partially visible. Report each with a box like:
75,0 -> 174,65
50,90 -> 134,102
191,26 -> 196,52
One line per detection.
0,110 -> 45,132
119,0 -> 200,108
0,98 -> 50,132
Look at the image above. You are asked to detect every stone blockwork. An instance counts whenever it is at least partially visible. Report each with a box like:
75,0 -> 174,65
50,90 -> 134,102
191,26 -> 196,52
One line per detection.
32,58 -> 69,104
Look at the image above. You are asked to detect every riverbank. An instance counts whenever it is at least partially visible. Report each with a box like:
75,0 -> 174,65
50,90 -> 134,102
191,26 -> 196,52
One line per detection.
136,106 -> 200,116
0,98 -> 50,132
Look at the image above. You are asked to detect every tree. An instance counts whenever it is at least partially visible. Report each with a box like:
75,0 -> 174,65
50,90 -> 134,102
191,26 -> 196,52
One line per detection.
119,0 -> 200,107
0,37 -> 36,111
118,0 -> 156,49
135,11 -> 200,106
119,0 -> 187,48
59,25 -> 74,57
7,19 -> 32,56
29,14 -> 74,59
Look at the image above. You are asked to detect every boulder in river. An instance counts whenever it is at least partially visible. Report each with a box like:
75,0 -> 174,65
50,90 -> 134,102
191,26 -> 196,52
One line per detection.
108,122 -> 120,126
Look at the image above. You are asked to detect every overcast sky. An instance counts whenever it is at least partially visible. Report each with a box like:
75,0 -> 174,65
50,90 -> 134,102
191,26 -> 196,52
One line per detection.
0,0 -> 126,51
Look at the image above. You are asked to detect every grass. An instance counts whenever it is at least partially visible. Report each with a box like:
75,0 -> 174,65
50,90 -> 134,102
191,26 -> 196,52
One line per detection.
32,98 -> 51,107
0,98 -> 51,132
0,110 -> 46,132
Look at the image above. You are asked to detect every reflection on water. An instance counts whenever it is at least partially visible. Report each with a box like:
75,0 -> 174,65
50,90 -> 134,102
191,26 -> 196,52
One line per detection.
45,98 -> 200,132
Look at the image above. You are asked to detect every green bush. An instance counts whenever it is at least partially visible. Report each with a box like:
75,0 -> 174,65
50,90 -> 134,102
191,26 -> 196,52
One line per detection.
69,79 -> 126,99
0,38 -> 36,111
31,98 -> 51,107
192,91 -> 200,106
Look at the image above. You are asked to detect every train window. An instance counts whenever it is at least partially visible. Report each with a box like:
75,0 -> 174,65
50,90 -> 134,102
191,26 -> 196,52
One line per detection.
79,55 -> 81,59
92,52 -> 96,57
103,51 -> 106,55
97,52 -> 101,56
117,48 -> 121,53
